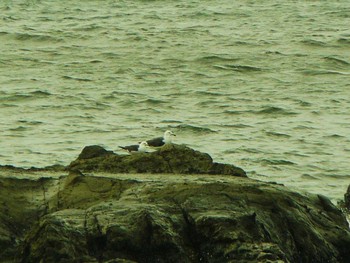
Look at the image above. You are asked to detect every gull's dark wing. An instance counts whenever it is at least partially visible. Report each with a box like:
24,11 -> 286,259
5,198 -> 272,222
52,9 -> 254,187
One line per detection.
146,137 -> 164,147
119,144 -> 139,152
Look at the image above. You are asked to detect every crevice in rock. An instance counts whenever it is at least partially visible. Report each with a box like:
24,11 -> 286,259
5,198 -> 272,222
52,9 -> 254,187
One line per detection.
86,213 -> 107,262
39,178 -> 48,215
142,211 -> 154,256
285,218 -> 302,263
55,177 -> 63,211
177,203 -> 205,263
259,220 -> 272,242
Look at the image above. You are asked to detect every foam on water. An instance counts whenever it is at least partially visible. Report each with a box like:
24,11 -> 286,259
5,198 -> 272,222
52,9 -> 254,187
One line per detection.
1,0 -> 350,202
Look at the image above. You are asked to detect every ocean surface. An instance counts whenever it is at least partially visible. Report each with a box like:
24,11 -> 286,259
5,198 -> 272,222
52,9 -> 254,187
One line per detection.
1,0 -> 349,202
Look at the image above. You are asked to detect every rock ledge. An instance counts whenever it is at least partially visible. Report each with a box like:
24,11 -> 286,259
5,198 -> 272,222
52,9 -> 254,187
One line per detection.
68,144 -> 246,177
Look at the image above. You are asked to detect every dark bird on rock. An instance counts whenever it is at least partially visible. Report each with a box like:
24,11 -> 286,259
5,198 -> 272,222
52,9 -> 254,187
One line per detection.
146,130 -> 176,147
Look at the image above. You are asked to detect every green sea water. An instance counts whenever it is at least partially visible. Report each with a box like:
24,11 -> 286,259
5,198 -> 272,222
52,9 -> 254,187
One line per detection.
1,0 -> 350,201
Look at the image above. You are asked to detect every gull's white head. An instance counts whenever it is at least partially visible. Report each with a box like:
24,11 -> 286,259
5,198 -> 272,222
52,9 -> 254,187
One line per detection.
164,130 -> 176,143
138,141 -> 149,152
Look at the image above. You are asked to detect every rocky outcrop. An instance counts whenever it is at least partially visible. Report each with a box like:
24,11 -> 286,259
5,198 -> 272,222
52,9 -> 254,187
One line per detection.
0,169 -> 350,263
68,144 -> 247,177
1,146 -> 350,262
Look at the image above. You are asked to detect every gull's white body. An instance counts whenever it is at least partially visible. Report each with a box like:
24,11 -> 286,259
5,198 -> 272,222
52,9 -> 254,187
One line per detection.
119,141 -> 150,153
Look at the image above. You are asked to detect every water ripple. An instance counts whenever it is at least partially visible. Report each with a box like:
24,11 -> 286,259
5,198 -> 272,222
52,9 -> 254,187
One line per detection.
0,0 -> 349,202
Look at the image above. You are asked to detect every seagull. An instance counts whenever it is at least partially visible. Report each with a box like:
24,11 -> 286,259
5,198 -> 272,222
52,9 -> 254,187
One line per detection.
146,130 -> 176,147
119,141 -> 149,153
